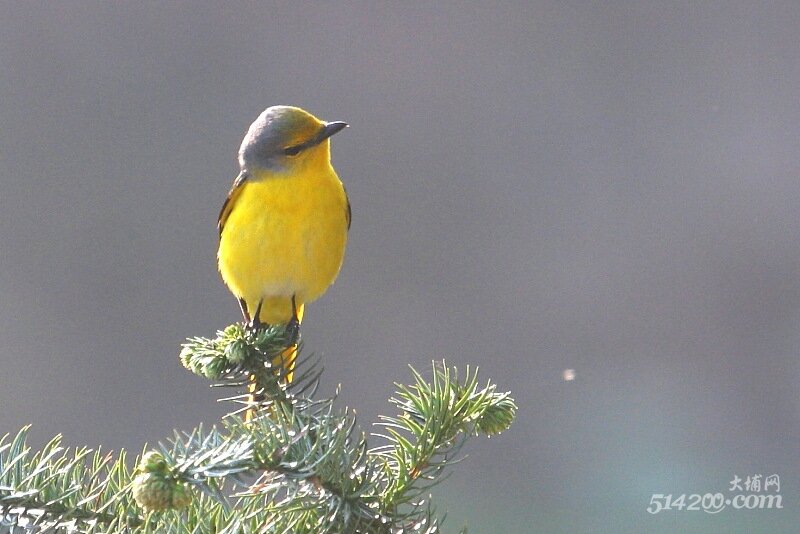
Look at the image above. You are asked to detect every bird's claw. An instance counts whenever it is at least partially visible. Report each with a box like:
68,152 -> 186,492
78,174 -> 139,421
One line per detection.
284,317 -> 300,346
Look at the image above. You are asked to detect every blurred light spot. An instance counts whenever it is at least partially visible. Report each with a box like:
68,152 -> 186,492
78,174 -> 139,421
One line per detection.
562,368 -> 575,381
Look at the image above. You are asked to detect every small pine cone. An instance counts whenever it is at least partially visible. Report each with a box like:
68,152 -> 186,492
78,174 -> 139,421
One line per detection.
138,451 -> 168,474
170,481 -> 193,509
178,345 -> 194,370
225,339 -> 250,364
475,396 -> 516,435
132,472 -> 174,512
203,356 -> 227,379
132,451 -> 192,511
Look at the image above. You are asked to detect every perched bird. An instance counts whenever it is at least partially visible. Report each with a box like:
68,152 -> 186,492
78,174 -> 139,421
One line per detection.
217,105 -> 350,381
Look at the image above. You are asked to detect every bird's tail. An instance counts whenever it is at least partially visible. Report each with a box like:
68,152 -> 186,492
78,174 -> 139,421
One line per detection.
246,303 -> 304,420
273,302 -> 304,383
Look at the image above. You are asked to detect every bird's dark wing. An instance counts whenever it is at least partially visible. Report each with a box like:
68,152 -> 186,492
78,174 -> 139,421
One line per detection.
218,172 -> 248,238
344,185 -> 352,230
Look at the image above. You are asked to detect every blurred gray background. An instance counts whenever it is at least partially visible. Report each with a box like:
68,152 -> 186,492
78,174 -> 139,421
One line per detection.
1,2 -> 799,533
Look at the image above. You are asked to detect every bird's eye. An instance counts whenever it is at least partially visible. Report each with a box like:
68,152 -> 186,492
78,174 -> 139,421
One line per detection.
284,145 -> 302,157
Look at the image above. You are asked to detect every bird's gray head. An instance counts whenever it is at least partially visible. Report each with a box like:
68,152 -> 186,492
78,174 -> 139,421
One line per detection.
238,106 -> 347,174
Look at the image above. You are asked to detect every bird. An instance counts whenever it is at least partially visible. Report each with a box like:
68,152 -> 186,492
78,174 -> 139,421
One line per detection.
217,105 -> 350,384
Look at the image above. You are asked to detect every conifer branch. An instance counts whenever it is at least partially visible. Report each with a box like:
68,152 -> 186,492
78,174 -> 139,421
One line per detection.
0,427 -> 140,531
1,324 -> 516,532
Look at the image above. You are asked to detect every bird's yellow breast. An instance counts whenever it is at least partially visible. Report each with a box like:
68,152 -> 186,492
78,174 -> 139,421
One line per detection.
217,162 -> 348,324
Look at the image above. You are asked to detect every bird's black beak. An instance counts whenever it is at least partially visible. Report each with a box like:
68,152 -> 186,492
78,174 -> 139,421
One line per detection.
318,121 -> 348,142
287,121 -> 349,155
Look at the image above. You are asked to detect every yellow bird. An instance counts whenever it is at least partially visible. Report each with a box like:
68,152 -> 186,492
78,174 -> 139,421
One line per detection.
217,105 -> 350,381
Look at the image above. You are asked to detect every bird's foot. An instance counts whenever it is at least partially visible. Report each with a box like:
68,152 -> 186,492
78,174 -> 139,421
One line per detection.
284,317 -> 300,346
244,299 -> 268,333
